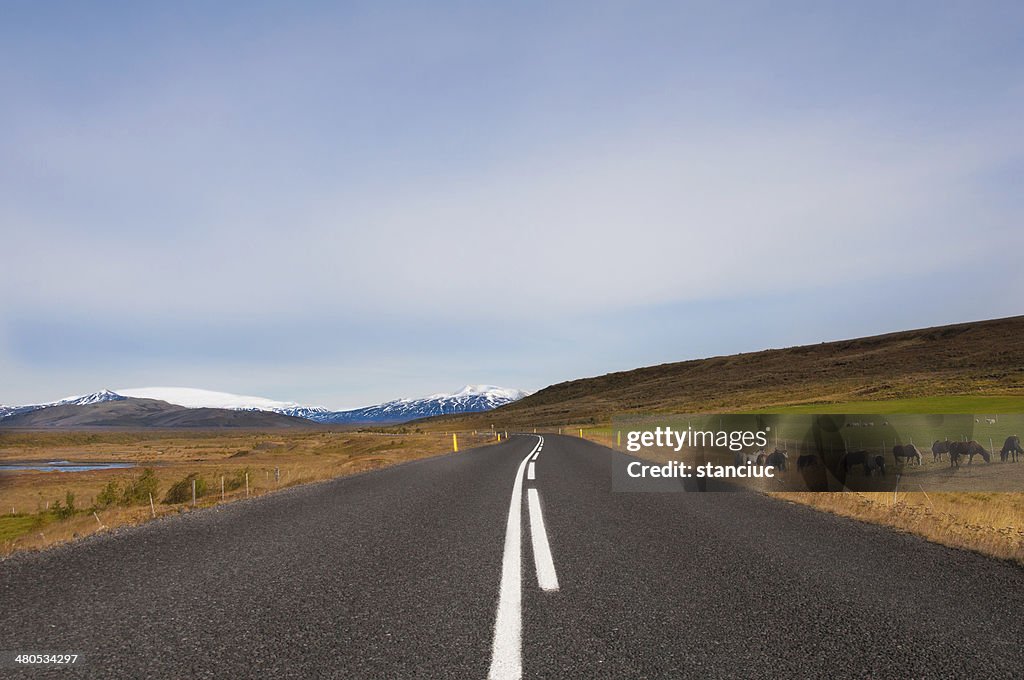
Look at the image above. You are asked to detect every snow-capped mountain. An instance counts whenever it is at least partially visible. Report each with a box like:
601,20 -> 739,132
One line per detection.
317,385 -> 530,424
0,385 -> 528,425
55,389 -> 127,406
0,389 -> 126,420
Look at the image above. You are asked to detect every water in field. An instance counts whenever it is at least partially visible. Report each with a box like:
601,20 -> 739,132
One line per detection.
0,460 -> 137,473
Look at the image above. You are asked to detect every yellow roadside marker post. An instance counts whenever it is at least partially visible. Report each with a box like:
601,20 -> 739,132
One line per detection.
617,431 -> 621,447
453,433 -> 459,452
579,428 -> 583,438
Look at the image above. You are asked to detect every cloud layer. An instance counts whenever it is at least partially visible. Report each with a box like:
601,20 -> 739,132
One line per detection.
2,2 -> 1022,405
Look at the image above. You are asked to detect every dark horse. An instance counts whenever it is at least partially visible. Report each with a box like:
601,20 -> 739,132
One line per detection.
765,449 -> 788,472
892,444 -> 923,466
931,440 -> 950,463
948,440 -> 989,468
841,451 -> 885,476
1001,435 -> 1022,463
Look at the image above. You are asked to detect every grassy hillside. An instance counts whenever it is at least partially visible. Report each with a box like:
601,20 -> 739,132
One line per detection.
429,315 -> 1024,428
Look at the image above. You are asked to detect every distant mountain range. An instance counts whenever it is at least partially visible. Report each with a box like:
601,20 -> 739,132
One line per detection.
0,397 -> 316,430
304,385 -> 529,424
0,384 -> 529,428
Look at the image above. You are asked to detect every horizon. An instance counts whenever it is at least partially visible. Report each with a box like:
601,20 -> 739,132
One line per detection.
5,383 -> 532,412
3,2 -> 1023,405
6,312 -> 1019,409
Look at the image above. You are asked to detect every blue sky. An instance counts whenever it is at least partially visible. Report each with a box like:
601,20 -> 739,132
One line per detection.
2,1 -> 1023,408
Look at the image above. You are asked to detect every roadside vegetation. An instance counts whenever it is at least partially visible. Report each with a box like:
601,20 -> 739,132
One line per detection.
0,429 -> 494,556
774,491 -> 1024,565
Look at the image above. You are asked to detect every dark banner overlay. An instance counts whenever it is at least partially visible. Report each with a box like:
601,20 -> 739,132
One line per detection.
610,414 -> 1023,492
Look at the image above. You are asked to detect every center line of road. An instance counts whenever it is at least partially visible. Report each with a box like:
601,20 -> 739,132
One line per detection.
527,488 -> 559,591
527,462 -> 536,480
488,435 -> 542,680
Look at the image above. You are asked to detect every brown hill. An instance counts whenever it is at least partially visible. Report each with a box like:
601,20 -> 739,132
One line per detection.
0,398 -> 319,430
427,315 -> 1024,428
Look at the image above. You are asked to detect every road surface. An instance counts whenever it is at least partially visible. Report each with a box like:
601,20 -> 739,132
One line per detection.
2,435 -> 1022,678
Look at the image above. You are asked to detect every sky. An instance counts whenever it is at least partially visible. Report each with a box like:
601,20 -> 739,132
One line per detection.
2,1 -> 1023,409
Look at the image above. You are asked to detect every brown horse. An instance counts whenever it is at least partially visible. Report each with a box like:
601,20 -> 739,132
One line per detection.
949,440 -> 989,468
931,439 -> 950,463
1001,435 -> 1022,463
892,444 -> 923,466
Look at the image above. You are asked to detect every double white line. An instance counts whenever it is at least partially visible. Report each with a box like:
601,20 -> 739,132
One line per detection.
488,435 -> 559,680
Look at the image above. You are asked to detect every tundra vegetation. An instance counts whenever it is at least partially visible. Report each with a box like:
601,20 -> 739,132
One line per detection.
0,429 -> 491,556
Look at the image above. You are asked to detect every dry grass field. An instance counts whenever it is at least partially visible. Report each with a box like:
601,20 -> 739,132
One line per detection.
0,428 -> 494,556
774,491 -> 1024,564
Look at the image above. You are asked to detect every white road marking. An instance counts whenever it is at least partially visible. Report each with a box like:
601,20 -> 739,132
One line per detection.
527,488 -> 560,591
488,435 -> 543,680
527,462 -> 535,480
531,450 -> 540,461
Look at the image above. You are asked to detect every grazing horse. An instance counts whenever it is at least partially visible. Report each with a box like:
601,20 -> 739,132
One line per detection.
841,451 -> 884,476
931,440 -> 950,463
948,440 -> 989,468
765,449 -> 788,472
892,444 -> 923,466
1001,436 -> 1022,463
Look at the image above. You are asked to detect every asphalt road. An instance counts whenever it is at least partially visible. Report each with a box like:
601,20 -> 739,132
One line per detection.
2,435 -> 1023,678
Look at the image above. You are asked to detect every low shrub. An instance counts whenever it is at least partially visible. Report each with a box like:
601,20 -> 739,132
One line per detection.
95,480 -> 121,509
122,468 -> 159,505
224,467 -> 250,492
163,473 -> 207,504
93,468 -> 159,508
52,491 -> 76,519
